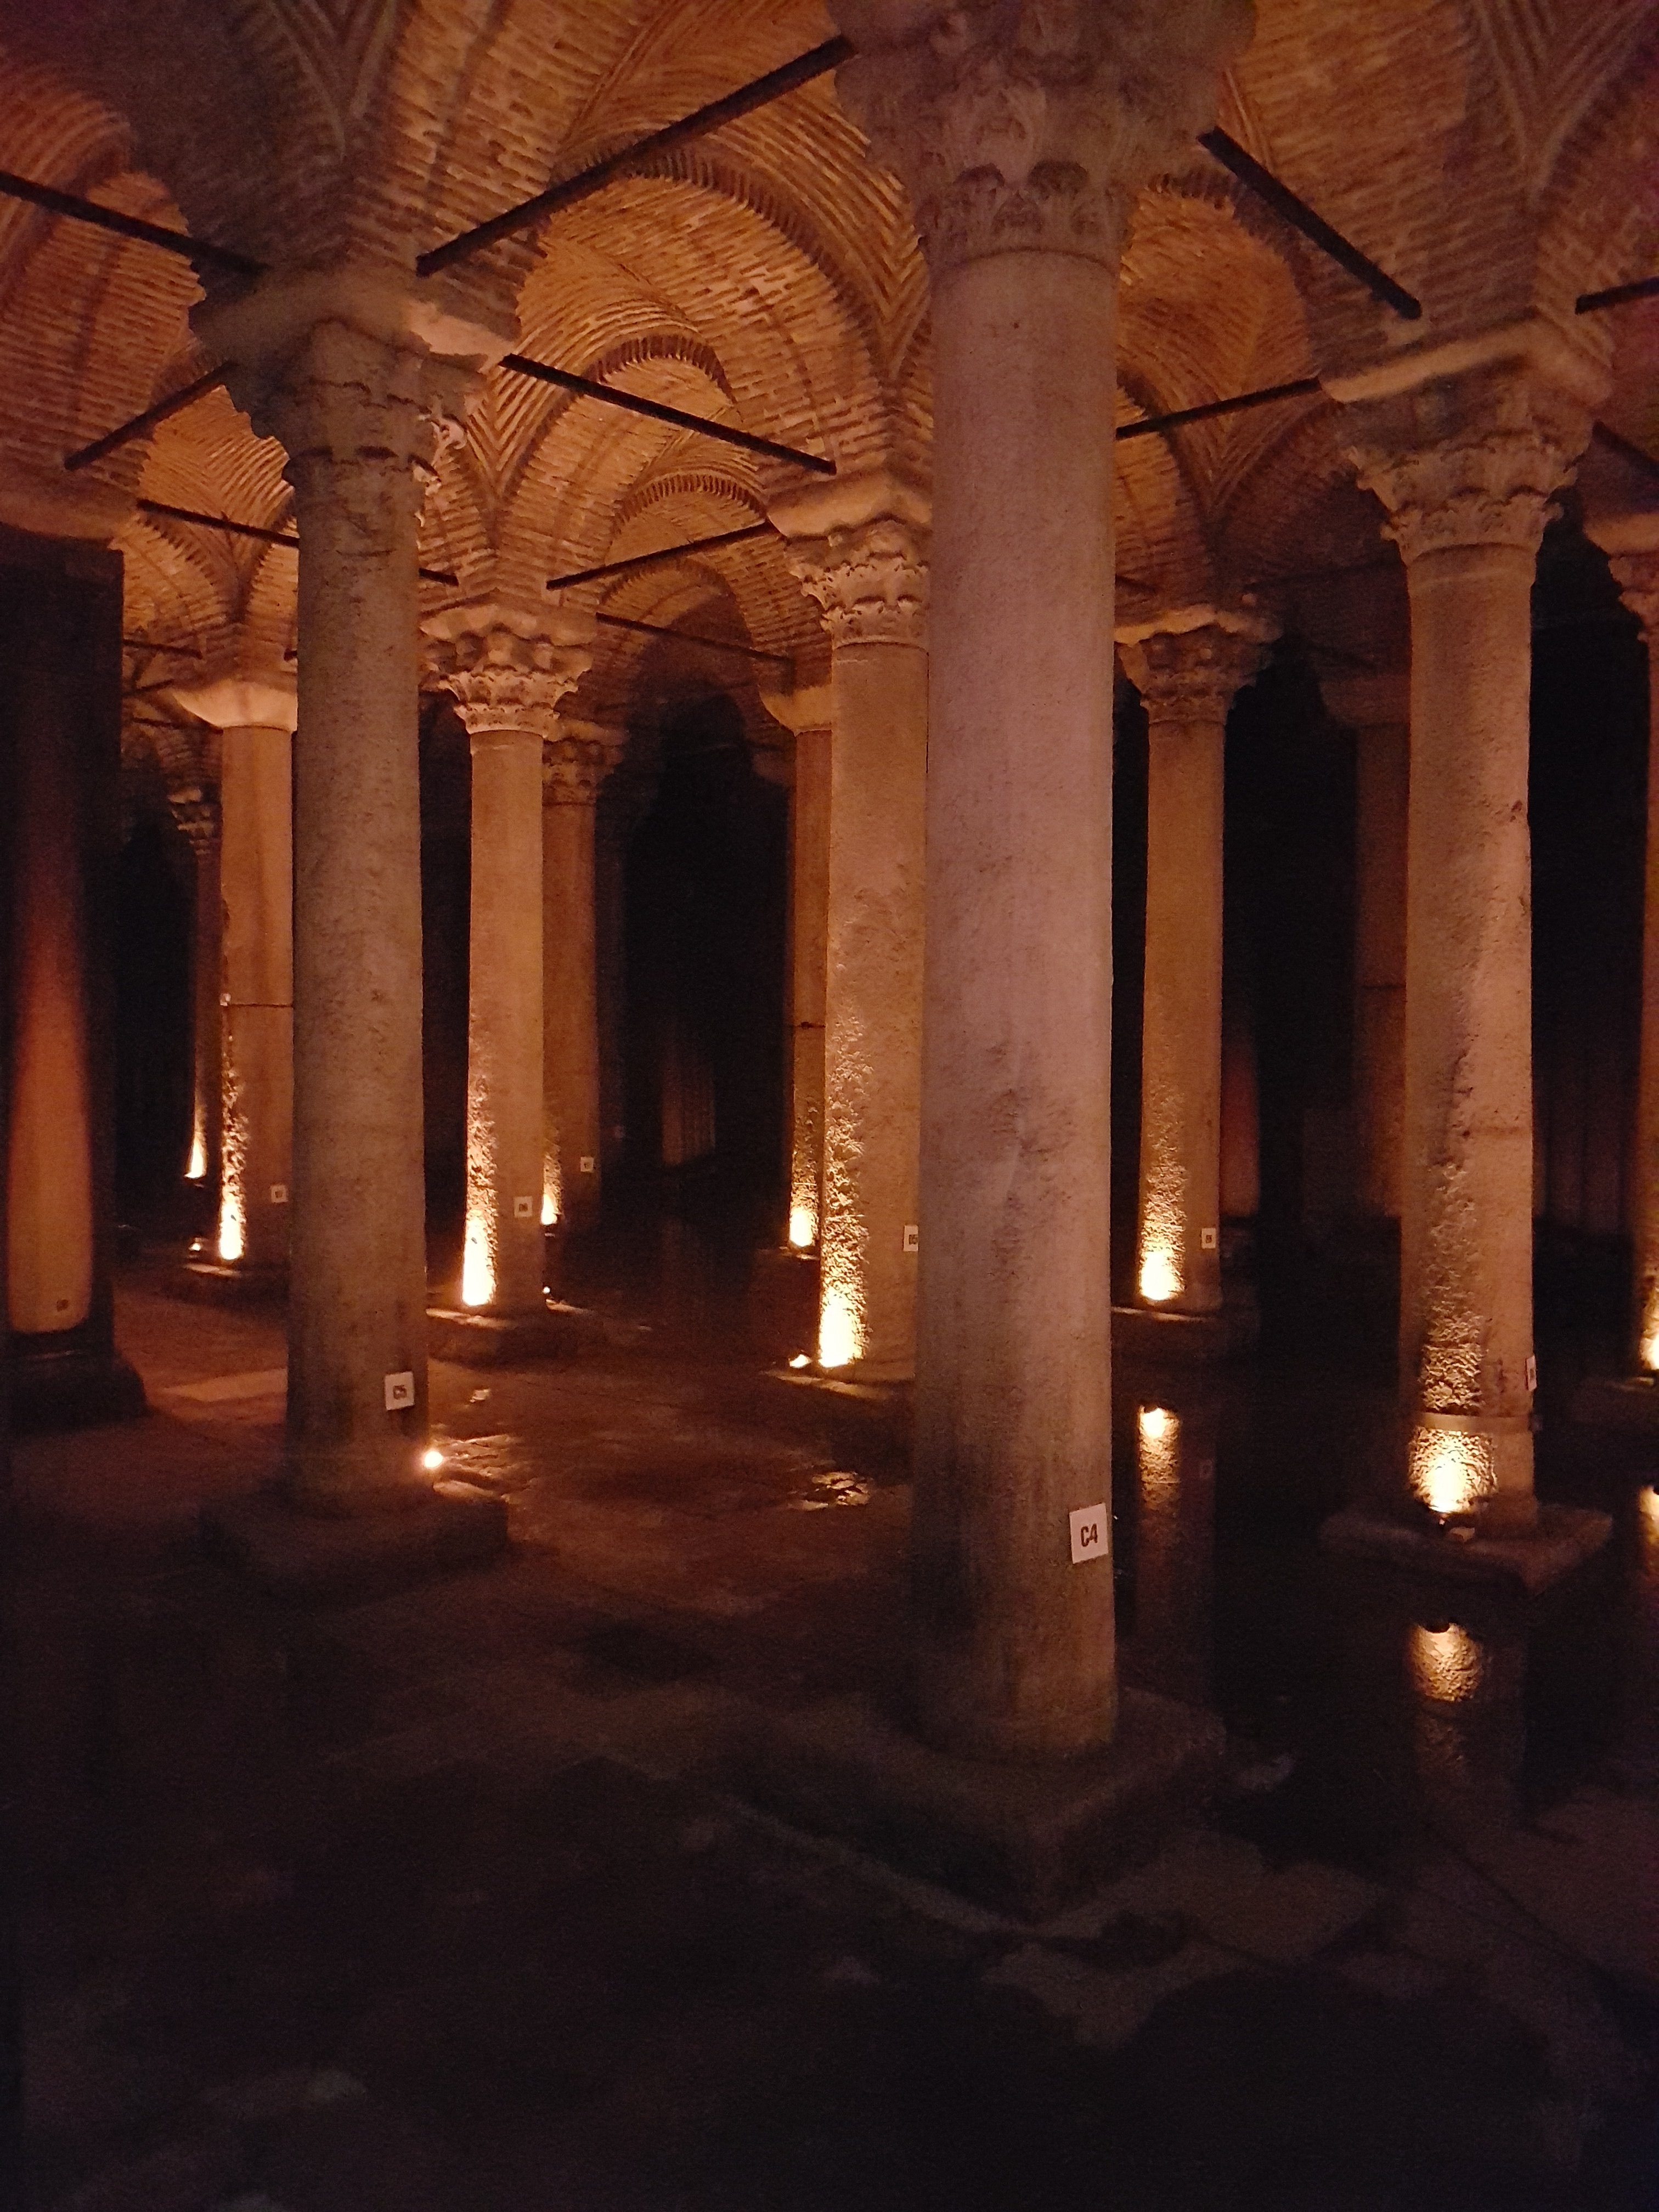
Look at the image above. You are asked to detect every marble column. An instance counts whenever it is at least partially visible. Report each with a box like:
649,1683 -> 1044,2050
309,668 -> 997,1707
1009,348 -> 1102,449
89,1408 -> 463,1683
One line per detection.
169,786 -> 222,1195
426,608 -> 590,1314
1120,612 -> 1269,1318
832,0 -> 1251,1755
776,479 -> 929,1381
1585,518 -> 1659,1372
198,292 -> 494,1509
1340,345 -> 1594,1531
542,720 -> 613,1238
1326,673 -> 1410,1223
171,675 -> 297,1274
761,682 -> 834,1255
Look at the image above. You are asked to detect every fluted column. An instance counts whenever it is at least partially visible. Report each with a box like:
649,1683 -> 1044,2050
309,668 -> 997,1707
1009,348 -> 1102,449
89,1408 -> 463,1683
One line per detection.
1120,612 -> 1270,1317
171,674 -> 298,1273
541,720 -> 613,1238
761,682 -> 834,1255
170,787 -> 222,1195
426,607 -> 591,1313
1587,520 -> 1659,1371
1340,347 -> 1594,1530
199,291 -> 494,1509
776,480 -> 929,1380
832,0 -> 1251,1755
1325,673 -> 1410,1223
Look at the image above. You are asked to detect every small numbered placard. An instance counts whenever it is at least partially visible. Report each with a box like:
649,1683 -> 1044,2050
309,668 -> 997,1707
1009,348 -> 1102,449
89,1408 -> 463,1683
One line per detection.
1069,1503 -> 1108,1564
902,1223 -> 919,1254
1199,1225 -> 1218,1250
383,1370 -> 416,1412
270,1183 -> 289,1205
579,1155 -> 596,1174
512,1194 -> 534,1220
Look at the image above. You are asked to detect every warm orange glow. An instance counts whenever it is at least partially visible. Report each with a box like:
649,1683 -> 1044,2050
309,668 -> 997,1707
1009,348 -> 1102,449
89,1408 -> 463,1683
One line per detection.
1408,1424 -> 1493,1517
421,1445 -> 445,1472
1639,1282 -> 1659,1373
1409,1622 -> 1485,1703
542,1148 -> 561,1228
185,1125 -> 208,1182
1138,1404 -> 1175,1443
460,1212 -> 494,1308
788,1352 -> 811,1370
818,1287 -> 861,1370
218,1065 -> 247,1263
1139,1250 -> 1181,1304
788,1204 -> 816,1250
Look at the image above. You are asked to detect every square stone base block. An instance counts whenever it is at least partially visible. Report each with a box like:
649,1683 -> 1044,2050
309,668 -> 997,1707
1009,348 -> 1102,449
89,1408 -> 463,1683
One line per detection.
11,1342 -> 146,1434
1319,1502 -> 1612,1593
426,1302 -> 603,1367
174,1257 -> 289,1306
1112,1300 -> 1260,1365
1569,1373 -> 1659,1432
201,1481 -> 507,1602
741,1688 -> 1224,1918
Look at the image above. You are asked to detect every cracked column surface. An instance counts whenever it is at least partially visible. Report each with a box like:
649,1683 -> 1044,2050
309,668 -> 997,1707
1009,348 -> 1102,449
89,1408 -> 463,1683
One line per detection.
426,607 -> 591,1310
1120,614 -> 1271,1318
1326,673 -> 1411,1225
173,675 -> 298,1273
1341,341 -> 1596,1531
777,482 -> 929,1382
1587,520 -> 1659,1373
541,721 -> 613,1238
199,285 -> 500,1509
831,0 -> 1252,1757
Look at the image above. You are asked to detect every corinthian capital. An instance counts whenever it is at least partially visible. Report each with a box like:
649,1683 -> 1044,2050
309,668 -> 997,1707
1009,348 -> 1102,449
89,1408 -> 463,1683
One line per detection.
830,0 -> 1254,272
543,735 -> 611,806
1118,605 -> 1274,722
422,603 -> 594,739
1339,358 -> 1593,565
1585,513 -> 1659,641
788,517 -> 929,647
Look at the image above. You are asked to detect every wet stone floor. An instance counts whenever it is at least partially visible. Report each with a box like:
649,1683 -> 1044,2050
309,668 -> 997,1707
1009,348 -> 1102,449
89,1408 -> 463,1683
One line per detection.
14,1240 -> 1659,2209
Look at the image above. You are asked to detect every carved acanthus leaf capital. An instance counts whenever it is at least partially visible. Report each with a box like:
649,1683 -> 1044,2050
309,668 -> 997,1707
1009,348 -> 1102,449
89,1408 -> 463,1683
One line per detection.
1119,611 -> 1273,724
1341,364 -> 1592,564
831,0 -> 1254,272
543,734 -> 611,806
787,516 -> 929,647
167,783 -> 220,854
1608,551 -> 1659,642
423,605 -> 593,740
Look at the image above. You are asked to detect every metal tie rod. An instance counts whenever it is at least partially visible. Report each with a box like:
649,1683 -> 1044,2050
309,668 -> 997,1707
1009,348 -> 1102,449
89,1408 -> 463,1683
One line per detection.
65,366 -> 231,472
1198,129 -> 1421,320
0,167 -> 261,275
1577,275 -> 1659,314
419,37 -> 853,275
136,497 -> 458,583
548,523 -> 770,592
501,354 -> 832,474
595,610 -> 790,665
1118,376 -> 1324,440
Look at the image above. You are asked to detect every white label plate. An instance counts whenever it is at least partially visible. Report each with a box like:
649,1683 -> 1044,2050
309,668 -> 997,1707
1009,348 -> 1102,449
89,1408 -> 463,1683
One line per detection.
1069,1503 -> 1108,1564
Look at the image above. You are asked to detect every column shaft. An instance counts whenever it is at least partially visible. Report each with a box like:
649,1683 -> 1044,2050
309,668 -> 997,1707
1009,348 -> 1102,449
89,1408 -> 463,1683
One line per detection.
788,722 -> 831,1252
543,787 -> 600,1233
1353,719 -> 1409,1221
183,820 -> 222,1190
218,724 -> 294,1269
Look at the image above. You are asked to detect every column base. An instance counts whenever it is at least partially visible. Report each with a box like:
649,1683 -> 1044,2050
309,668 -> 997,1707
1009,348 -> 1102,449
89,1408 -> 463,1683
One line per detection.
10,1339 -> 146,1434
741,1688 -> 1224,1919
1319,1501 -> 1612,1593
426,1301 -> 603,1366
1568,1372 -> 1659,1431
1113,1297 -> 1259,1364
174,1255 -> 289,1306
201,1480 -> 507,1602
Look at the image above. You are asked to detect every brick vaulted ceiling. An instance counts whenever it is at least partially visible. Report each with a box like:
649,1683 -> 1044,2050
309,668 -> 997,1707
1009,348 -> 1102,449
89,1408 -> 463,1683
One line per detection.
0,0 -> 1656,755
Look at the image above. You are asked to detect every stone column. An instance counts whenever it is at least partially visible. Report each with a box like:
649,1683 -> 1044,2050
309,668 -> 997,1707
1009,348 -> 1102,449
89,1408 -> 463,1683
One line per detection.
832,0 -> 1251,1756
171,675 -> 298,1275
426,607 -> 590,1316
1338,344 -> 1595,1532
169,786 -> 222,1195
198,290 -> 494,1510
1119,612 -> 1269,1319
1326,673 -> 1410,1223
1585,518 -> 1659,1372
541,719 -> 613,1238
761,683 -> 834,1254
775,478 -> 929,1381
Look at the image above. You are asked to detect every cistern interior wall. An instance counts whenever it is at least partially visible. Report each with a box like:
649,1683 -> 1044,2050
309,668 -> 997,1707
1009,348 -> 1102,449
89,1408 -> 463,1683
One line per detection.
2,2 -> 1659,1681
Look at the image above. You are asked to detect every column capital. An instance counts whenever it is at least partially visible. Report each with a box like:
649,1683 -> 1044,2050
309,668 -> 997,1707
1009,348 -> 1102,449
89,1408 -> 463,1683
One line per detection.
1338,354 -> 1594,565
423,602 -> 594,741
543,733 -> 612,806
1585,512 -> 1659,640
774,476 -> 930,649
170,671 -> 298,733
1118,607 -> 1274,723
759,682 -> 834,737
167,782 -> 220,853
829,0 -> 1253,274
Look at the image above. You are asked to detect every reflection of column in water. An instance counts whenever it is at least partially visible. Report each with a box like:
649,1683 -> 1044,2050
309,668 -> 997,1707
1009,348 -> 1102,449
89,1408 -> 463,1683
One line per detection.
1135,1403 -> 1215,1705
1407,1616 -> 1524,1841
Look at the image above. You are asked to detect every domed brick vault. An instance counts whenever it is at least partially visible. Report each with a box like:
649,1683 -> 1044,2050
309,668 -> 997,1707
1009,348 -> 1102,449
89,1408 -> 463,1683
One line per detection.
5,0 -> 1659,1790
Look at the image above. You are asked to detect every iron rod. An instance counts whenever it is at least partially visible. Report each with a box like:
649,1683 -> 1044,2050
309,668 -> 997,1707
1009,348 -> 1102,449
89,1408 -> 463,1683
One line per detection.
1117,376 -> 1324,441
1198,128 -> 1421,319
64,365 -> 229,472
418,37 -> 853,274
136,498 -> 458,581
500,354 -> 832,473
1577,275 -> 1659,314
595,608 -> 789,663
0,167 -> 261,276
548,522 -> 769,592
